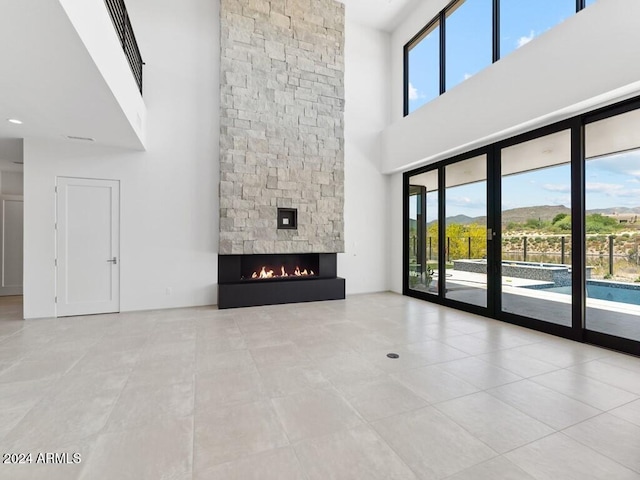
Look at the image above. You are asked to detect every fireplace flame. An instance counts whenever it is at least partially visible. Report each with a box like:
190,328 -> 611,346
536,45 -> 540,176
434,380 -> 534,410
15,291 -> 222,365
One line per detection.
248,265 -> 315,280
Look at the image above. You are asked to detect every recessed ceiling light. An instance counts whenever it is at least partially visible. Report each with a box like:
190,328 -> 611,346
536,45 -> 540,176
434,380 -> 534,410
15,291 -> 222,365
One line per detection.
7,118 -> 23,125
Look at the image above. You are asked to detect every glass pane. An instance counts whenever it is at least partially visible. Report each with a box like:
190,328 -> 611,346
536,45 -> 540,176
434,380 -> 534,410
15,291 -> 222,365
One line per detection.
408,170 -> 439,294
585,0 -> 597,6
444,155 -> 487,307
445,0 -> 492,91
500,0 -> 575,59
501,130 -> 572,326
585,109 -> 640,341
408,22 -> 440,113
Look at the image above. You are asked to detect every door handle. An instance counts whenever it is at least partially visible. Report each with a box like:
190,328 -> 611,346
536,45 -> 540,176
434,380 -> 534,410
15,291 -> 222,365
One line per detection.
107,257 -> 118,264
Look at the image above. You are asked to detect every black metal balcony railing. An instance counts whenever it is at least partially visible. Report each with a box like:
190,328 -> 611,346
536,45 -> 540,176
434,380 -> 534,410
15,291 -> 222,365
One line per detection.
104,0 -> 144,94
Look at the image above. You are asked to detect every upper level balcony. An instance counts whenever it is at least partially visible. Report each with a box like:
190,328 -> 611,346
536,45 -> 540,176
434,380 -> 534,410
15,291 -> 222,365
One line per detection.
0,0 -> 147,150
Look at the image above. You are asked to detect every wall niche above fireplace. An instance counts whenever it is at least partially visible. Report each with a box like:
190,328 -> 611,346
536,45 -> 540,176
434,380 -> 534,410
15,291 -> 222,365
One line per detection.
218,253 -> 345,309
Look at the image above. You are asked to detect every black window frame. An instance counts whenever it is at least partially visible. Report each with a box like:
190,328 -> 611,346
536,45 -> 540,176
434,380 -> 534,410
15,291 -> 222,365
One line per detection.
403,0 -> 589,117
403,16 -> 442,117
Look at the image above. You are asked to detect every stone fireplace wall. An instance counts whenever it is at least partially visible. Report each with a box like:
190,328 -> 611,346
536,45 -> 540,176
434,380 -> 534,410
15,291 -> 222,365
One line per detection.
219,0 -> 345,255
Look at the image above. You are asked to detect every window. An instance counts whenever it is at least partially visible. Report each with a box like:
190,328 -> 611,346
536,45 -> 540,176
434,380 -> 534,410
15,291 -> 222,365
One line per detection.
445,0 -> 492,91
407,22 -> 440,114
404,0 -> 588,116
500,0 -> 575,59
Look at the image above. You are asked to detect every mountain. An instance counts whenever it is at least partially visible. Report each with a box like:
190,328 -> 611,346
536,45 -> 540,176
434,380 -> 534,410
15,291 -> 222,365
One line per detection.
502,205 -> 570,224
415,205 -> 640,227
443,214 -> 477,225
586,207 -> 640,215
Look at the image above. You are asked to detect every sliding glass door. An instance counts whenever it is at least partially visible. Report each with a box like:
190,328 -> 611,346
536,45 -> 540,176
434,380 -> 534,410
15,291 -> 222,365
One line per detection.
584,108 -> 640,342
500,130 -> 573,326
404,97 -> 640,355
444,155 -> 488,308
407,170 -> 439,295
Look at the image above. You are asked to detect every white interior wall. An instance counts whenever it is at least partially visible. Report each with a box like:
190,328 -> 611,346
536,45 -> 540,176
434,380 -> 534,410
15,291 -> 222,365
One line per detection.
58,0 -> 147,146
1,172 -> 23,196
23,1 -> 394,318
384,0 -> 640,174
388,172 -> 403,294
23,0 -> 218,319
339,20 -> 391,294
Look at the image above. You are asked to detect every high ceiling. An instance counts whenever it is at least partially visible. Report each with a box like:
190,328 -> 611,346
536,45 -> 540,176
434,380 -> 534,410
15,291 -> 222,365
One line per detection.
339,0 -> 422,31
0,0 -> 419,167
0,0 -> 144,157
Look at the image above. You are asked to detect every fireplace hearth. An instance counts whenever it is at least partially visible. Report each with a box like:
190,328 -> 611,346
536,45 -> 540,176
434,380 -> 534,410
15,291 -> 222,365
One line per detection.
218,253 -> 345,309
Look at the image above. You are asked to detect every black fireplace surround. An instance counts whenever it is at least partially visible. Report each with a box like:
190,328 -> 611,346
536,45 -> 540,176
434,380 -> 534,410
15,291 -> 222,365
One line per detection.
218,253 -> 345,309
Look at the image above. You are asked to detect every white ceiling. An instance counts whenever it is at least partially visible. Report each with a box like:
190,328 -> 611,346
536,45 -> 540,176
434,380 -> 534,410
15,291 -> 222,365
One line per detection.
339,0 -> 423,31
0,0 -> 144,162
0,0 -> 419,167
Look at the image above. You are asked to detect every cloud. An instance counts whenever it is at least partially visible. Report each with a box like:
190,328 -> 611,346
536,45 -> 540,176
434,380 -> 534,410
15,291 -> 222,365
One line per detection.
616,188 -> 640,198
543,182 -> 640,200
585,182 -> 625,195
517,30 -> 535,48
583,182 -> 640,199
448,196 -> 485,209
551,195 -> 571,207
408,82 -> 420,101
588,151 -> 640,180
463,72 -> 473,81
543,183 -> 570,193
449,196 -> 472,206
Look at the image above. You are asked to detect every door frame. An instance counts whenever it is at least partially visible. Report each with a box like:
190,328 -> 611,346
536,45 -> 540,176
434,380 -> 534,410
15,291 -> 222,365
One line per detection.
55,176 -> 121,317
404,144 -> 494,319
0,194 -> 24,296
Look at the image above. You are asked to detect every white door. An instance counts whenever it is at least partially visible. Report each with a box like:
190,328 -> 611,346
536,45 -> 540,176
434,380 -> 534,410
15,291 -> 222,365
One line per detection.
56,177 -> 120,316
0,195 -> 24,296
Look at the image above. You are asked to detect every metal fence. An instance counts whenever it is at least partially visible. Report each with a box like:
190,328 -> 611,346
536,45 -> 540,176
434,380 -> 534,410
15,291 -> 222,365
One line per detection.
410,234 -> 640,280
104,0 -> 144,94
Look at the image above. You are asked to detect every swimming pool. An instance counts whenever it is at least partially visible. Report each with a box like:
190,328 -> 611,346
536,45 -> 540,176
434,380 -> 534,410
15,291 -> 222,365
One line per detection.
535,281 -> 640,306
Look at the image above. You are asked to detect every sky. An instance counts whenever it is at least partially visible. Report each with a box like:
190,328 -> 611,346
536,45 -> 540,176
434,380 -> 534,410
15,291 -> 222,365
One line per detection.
410,150 -> 640,221
408,0 -> 581,112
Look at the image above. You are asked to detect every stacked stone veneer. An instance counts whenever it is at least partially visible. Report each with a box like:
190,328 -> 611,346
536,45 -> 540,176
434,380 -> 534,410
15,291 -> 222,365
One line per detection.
454,259 -> 593,287
219,0 -> 345,255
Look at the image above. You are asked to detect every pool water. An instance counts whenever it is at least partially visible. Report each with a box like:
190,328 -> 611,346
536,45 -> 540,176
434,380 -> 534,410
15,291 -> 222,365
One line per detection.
540,283 -> 640,306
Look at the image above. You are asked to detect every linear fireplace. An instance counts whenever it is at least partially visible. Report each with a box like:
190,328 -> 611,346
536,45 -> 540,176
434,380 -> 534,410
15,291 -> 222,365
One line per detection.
218,253 -> 345,309
240,254 -> 319,281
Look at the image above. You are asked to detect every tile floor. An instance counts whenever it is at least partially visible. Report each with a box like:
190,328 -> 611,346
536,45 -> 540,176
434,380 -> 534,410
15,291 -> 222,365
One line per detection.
0,293 -> 640,479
